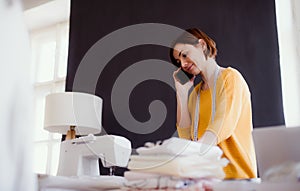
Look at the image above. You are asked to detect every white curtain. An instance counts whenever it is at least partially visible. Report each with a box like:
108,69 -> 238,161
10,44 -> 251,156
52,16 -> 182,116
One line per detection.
276,0 -> 300,127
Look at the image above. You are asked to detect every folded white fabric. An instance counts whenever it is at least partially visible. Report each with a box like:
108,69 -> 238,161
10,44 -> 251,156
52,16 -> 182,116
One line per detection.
124,171 -> 162,181
128,155 -> 228,179
124,171 -> 220,190
136,137 -> 223,159
124,175 -> 193,189
128,137 -> 229,179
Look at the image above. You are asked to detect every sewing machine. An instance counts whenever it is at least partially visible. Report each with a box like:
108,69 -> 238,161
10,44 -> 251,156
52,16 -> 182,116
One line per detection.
57,134 -> 132,176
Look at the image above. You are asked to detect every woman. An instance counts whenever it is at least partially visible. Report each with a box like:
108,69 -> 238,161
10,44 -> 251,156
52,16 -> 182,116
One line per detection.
170,28 -> 257,179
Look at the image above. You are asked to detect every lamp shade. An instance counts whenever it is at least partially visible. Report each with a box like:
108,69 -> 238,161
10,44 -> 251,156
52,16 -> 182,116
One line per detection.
44,92 -> 102,135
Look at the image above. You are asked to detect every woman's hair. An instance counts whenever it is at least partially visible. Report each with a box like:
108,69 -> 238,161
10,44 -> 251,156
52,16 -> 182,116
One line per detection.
169,28 -> 218,67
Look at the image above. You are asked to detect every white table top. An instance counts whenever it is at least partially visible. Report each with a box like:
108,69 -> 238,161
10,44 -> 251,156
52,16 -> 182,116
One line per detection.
38,175 -> 300,191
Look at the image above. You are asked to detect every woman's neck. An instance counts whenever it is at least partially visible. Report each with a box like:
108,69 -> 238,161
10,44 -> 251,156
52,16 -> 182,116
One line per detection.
201,58 -> 220,90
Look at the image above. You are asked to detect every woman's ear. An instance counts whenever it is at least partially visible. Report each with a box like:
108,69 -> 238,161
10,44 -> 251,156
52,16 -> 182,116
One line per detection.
197,39 -> 209,60
197,39 -> 207,51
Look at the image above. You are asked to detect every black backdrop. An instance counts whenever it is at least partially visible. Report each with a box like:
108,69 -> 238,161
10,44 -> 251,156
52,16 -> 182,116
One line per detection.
66,0 -> 285,174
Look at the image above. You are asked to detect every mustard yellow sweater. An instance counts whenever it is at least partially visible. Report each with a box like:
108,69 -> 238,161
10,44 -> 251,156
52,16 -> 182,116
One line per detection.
177,67 -> 257,179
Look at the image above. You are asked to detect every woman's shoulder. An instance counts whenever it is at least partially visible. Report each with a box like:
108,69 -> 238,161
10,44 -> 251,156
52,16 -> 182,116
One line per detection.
221,67 -> 250,92
221,67 -> 244,80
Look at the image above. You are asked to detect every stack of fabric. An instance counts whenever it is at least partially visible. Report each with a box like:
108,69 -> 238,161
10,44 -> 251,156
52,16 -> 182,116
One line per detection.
124,137 -> 229,190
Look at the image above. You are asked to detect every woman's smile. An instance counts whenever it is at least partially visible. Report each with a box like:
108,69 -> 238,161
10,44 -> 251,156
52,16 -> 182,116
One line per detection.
186,65 -> 193,71
184,64 -> 198,74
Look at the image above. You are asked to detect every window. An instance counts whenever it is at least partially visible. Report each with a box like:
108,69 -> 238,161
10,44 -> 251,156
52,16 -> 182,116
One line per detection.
30,22 -> 69,175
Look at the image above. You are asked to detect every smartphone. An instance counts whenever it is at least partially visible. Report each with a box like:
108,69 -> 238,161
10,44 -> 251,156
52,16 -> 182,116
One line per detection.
175,68 -> 194,85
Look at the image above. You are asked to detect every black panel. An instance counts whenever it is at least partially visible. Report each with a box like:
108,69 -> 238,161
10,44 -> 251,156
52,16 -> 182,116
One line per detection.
66,0 -> 285,174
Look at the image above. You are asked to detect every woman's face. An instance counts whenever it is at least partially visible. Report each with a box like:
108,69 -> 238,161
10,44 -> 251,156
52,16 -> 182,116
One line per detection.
173,42 -> 206,75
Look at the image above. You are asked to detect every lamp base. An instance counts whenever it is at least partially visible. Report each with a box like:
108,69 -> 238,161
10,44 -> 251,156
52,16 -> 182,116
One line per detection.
65,126 -> 76,140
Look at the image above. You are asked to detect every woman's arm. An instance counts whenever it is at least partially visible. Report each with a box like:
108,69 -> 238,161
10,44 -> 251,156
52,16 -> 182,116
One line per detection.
173,69 -> 194,128
206,69 -> 248,144
198,131 -> 217,145
176,91 -> 191,127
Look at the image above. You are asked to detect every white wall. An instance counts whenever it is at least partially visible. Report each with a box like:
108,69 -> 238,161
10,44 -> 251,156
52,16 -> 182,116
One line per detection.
23,0 -> 70,31
275,0 -> 300,127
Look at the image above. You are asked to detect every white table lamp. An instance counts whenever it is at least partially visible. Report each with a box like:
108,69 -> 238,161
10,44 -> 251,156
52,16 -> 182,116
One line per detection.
44,92 -> 102,139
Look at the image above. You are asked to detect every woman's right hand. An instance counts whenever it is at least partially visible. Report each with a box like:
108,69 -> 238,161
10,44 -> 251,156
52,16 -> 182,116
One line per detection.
173,68 -> 194,98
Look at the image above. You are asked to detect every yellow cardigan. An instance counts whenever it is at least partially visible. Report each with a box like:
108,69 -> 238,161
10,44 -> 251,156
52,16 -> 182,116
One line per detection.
177,67 -> 257,179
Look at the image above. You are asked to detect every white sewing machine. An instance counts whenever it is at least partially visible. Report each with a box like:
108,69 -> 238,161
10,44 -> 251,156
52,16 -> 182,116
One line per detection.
57,134 -> 132,176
